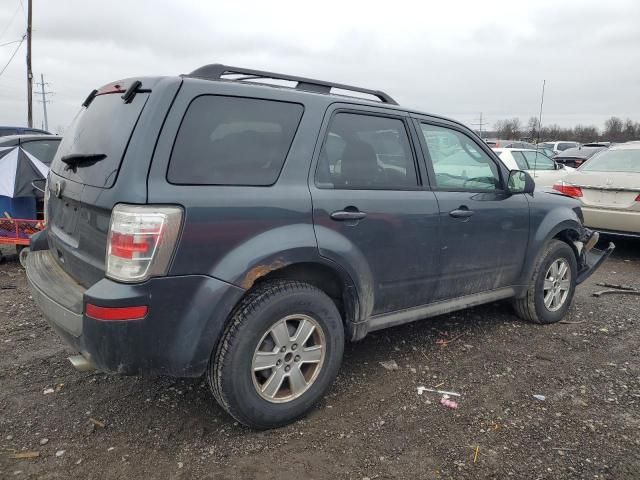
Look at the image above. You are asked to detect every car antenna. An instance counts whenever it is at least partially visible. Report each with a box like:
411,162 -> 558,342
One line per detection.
534,79 -> 546,175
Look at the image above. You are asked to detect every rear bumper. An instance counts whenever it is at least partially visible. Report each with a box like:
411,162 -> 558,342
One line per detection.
582,207 -> 639,236
25,249 -> 244,376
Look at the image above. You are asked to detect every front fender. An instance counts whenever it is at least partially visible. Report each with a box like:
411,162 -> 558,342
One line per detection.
517,195 -> 584,292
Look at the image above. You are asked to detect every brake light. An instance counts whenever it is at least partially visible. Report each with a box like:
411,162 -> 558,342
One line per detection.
553,181 -> 583,198
106,205 -> 183,283
635,194 -> 640,202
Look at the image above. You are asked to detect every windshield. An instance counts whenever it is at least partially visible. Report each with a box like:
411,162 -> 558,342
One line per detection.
580,149 -> 640,173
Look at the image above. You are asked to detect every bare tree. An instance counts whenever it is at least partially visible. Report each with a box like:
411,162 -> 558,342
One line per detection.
494,118 -> 522,139
603,117 -> 624,142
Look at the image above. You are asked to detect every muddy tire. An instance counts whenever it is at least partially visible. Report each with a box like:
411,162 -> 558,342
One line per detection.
513,239 -> 577,324
208,280 -> 344,429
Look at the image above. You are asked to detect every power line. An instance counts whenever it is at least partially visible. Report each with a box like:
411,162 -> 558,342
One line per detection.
0,37 -> 24,47
0,34 -> 25,77
35,73 -> 54,131
471,112 -> 488,138
0,3 -> 22,40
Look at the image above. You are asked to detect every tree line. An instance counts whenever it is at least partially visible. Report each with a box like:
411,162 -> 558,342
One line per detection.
485,116 -> 640,143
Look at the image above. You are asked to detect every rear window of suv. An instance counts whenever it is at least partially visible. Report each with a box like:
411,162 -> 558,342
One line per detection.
51,92 -> 149,188
168,96 -> 303,186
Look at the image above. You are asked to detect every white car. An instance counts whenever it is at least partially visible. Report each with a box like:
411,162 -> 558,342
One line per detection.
493,148 -> 575,188
538,141 -> 580,154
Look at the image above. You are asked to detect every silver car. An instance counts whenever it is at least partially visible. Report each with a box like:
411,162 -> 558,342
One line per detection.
553,142 -> 640,237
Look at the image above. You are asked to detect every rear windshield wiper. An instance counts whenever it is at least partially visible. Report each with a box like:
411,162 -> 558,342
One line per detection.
61,153 -> 107,171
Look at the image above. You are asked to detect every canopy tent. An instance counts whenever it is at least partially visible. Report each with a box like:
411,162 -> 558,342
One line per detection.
0,146 -> 49,198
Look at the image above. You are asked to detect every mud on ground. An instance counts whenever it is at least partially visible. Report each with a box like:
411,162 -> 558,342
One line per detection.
1,240 -> 639,479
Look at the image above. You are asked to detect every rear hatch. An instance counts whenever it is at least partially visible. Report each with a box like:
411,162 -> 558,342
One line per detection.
46,78 -> 170,287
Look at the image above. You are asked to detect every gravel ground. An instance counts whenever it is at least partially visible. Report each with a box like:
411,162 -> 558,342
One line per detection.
1,239 -> 639,479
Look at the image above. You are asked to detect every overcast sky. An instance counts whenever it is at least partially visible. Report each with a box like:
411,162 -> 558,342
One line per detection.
1,0 -> 639,134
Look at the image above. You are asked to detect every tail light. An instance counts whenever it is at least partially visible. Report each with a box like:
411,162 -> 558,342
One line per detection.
635,194 -> 640,202
553,181 -> 583,198
106,204 -> 183,283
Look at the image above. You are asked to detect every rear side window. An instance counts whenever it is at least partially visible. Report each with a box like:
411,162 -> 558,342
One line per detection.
168,96 -> 303,186
521,151 -> 555,170
510,151 -> 530,170
315,112 -> 418,189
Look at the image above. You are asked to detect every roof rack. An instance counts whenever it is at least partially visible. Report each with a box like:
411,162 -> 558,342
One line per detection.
187,64 -> 398,105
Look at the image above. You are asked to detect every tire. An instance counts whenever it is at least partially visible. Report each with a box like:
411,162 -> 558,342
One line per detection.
208,280 -> 344,429
513,239 -> 577,324
18,246 -> 29,269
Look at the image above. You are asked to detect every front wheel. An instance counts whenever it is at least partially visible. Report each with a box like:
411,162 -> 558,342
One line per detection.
208,280 -> 344,429
513,239 -> 577,324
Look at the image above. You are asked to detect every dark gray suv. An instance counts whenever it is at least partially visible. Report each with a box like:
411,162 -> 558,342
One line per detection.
25,64 -> 613,428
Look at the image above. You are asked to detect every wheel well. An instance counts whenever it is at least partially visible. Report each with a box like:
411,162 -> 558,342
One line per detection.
253,262 -> 355,327
553,228 -> 580,259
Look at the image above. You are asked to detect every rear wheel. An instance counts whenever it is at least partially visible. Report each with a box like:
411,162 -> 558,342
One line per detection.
208,280 -> 344,429
513,239 -> 577,324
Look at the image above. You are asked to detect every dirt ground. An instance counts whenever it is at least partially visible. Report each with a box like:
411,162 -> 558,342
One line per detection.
1,239 -> 639,479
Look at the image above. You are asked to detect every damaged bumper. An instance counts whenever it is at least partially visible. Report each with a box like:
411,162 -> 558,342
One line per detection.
575,229 -> 615,285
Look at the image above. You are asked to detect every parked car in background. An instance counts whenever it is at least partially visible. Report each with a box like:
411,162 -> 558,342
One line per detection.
583,142 -> 611,148
0,126 -> 51,137
0,135 -> 62,165
25,64 -> 612,429
553,142 -> 640,237
554,146 -> 606,168
539,141 -> 580,154
493,148 -> 574,188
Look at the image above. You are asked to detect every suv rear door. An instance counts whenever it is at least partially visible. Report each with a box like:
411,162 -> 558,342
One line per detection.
310,104 -> 441,317
413,117 -> 530,299
47,77 -> 180,287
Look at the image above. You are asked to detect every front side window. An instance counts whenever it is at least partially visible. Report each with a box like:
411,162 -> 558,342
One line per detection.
316,112 -> 418,189
420,124 -> 501,190
168,96 -> 303,185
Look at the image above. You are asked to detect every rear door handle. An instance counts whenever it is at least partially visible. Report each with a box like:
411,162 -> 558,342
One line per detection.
449,208 -> 474,218
330,210 -> 367,221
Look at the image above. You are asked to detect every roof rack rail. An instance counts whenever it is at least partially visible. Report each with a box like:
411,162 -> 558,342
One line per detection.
187,64 -> 398,105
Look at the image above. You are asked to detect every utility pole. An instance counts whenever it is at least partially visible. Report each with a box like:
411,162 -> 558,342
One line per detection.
35,73 -> 53,131
26,0 -> 33,127
471,112 -> 488,139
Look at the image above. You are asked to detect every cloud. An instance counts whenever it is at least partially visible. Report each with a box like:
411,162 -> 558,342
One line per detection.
0,0 -> 638,132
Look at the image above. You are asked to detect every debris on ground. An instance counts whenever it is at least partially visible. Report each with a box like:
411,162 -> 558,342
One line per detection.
435,332 -> 465,346
379,360 -> 399,371
11,451 -> 40,459
43,388 -> 55,395
417,386 -> 461,397
593,282 -> 639,297
55,450 -> 66,457
89,417 -> 106,429
533,394 -> 546,401
474,446 -> 480,463
440,395 -> 459,409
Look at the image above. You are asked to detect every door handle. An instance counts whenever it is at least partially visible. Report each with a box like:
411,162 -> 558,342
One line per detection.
330,210 -> 367,221
449,207 -> 474,219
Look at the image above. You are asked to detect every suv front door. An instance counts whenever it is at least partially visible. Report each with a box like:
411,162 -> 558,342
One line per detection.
310,106 -> 440,317
414,119 -> 530,300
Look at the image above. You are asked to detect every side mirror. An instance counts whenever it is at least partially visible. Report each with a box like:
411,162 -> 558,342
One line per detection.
507,170 -> 535,195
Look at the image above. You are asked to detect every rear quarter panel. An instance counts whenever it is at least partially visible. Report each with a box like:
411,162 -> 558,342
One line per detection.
147,80 -> 329,288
